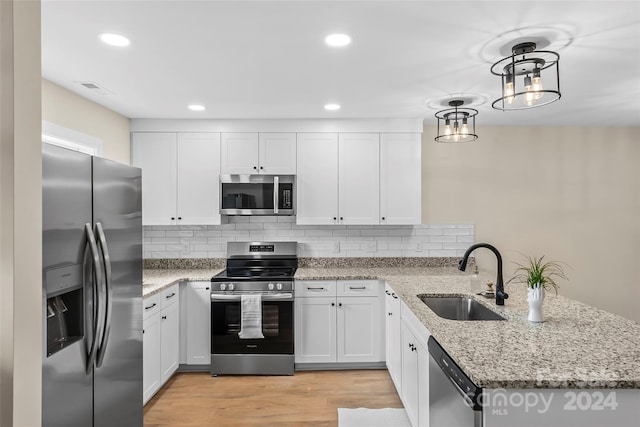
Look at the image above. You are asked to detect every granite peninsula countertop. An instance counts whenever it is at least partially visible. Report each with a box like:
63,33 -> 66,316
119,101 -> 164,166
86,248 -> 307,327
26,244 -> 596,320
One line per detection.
143,264 -> 640,390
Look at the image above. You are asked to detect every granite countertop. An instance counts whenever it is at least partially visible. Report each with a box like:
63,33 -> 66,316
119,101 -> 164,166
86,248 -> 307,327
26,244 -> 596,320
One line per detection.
143,264 -> 640,389
296,267 -> 640,390
143,268 -> 223,296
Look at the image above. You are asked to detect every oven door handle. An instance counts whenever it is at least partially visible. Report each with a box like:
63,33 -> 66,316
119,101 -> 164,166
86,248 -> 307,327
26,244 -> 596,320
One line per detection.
210,293 -> 293,302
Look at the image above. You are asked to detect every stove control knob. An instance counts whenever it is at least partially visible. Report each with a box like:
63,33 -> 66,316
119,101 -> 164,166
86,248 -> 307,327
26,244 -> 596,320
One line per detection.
220,283 -> 226,291
228,283 -> 235,291
268,283 -> 275,290
276,283 -> 283,290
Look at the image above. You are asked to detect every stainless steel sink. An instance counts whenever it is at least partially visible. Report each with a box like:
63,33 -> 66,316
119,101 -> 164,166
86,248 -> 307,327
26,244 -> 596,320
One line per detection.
419,295 -> 506,321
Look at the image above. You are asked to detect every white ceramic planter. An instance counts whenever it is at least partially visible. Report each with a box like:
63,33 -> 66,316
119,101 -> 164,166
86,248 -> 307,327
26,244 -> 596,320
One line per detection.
527,285 -> 545,322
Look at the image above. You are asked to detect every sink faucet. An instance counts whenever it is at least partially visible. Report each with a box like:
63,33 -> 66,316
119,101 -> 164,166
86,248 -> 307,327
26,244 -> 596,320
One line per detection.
459,243 -> 509,306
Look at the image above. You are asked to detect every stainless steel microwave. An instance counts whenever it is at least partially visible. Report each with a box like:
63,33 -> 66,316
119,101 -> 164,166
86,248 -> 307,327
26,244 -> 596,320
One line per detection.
220,174 -> 295,216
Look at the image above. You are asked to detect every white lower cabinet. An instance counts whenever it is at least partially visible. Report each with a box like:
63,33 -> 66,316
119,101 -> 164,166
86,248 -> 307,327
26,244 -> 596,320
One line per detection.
184,281 -> 211,365
143,283 -> 180,405
385,284 -> 431,427
385,284 -> 402,391
295,280 -> 384,364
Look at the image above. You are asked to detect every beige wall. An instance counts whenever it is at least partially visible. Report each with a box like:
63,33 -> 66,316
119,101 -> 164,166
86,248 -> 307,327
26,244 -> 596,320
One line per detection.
1,1 -> 42,426
42,79 -> 131,163
422,125 -> 640,322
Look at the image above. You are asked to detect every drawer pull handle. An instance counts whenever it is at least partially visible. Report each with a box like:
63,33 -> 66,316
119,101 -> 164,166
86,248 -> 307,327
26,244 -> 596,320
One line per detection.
349,286 -> 367,290
144,303 -> 157,310
392,293 -> 398,299
162,315 -> 167,320
166,292 -> 176,299
307,287 -> 325,290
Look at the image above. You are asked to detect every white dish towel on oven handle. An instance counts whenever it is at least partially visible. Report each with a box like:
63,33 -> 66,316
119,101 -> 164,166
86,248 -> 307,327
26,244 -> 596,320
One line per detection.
239,294 -> 265,339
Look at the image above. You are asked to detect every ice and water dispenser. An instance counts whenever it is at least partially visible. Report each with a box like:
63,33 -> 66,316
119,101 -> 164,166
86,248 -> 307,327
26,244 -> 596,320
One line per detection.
45,264 -> 84,356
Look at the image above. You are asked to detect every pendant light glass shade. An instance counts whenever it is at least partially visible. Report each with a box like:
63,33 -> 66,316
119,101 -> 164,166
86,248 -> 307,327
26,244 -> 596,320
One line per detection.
491,42 -> 561,110
434,100 -> 478,143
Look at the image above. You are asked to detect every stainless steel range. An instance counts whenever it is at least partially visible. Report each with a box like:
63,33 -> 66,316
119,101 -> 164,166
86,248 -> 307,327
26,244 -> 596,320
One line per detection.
210,241 -> 297,375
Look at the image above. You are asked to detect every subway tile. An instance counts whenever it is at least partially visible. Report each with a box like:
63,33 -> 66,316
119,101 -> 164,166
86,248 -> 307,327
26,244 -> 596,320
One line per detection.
414,228 -> 443,236
144,230 -> 166,238
222,230 -> 249,237
195,230 -> 222,237
166,230 -> 194,238
250,216 -> 277,223
235,223 -> 265,230
264,223 -> 292,230
152,237 -> 180,244
429,236 -> 457,243
443,228 -> 473,236
457,236 -> 474,243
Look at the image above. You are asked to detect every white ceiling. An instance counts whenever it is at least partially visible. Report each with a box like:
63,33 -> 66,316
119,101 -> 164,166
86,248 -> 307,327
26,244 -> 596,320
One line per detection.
42,0 -> 640,126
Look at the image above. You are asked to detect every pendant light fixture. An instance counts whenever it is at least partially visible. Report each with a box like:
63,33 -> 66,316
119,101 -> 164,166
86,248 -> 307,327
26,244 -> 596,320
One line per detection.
434,100 -> 478,143
491,41 -> 561,110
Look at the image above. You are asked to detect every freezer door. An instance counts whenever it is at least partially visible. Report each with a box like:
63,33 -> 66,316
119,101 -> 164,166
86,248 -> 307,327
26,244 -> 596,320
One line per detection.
92,156 -> 143,427
42,144 -> 94,427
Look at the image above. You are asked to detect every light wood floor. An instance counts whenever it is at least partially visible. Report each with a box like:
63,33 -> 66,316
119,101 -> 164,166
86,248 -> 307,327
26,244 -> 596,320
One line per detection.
144,370 -> 403,427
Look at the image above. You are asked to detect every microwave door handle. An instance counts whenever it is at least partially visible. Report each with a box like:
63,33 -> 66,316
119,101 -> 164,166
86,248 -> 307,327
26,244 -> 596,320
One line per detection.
273,176 -> 279,214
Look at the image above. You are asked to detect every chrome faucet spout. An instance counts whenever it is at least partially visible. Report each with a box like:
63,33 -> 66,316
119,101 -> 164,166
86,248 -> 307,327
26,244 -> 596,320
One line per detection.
459,243 -> 509,306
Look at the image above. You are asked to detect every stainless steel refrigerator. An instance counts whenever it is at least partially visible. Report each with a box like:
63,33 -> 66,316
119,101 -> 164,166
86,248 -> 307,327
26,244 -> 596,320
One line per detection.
42,143 -> 143,427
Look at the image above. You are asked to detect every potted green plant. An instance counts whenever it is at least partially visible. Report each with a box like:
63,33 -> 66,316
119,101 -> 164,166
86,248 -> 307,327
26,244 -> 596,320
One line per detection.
507,254 -> 569,322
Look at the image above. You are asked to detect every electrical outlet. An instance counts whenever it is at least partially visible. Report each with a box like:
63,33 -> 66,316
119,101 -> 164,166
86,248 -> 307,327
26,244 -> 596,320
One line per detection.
365,241 -> 377,252
414,242 -> 422,252
333,241 -> 340,253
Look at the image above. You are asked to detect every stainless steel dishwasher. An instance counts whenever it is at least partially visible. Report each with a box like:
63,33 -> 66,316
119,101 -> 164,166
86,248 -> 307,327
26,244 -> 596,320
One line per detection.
428,336 -> 483,427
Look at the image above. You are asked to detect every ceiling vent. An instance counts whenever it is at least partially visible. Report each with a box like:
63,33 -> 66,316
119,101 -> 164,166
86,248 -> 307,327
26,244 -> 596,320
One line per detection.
74,81 -> 113,96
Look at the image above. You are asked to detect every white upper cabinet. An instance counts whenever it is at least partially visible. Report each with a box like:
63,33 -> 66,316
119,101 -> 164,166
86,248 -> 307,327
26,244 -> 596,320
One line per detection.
132,132 -> 221,225
132,133 -> 177,225
297,133 -> 380,225
177,133 -> 221,225
296,133 -> 339,225
339,133 -> 380,225
259,133 -> 296,174
221,132 -> 296,174
380,133 -> 421,224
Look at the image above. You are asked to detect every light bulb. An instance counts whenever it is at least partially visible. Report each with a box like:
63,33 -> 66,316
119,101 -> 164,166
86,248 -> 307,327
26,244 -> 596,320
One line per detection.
524,75 -> 536,106
504,73 -> 515,104
532,68 -> 544,100
443,119 -> 452,140
460,118 -> 469,136
453,121 -> 460,142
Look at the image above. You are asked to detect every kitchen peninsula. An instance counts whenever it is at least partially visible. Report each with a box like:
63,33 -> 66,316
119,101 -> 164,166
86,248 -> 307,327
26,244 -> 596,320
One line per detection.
143,259 -> 640,426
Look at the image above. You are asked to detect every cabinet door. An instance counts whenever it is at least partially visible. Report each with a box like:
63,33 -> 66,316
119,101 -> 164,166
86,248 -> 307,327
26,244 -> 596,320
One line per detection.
185,282 -> 211,365
295,297 -> 337,363
220,132 -> 259,174
296,133 -> 339,225
401,321 -> 419,427
339,133 -> 380,225
259,133 -> 296,174
143,311 -> 161,405
160,301 -> 180,384
177,133 -> 221,225
131,132 -> 177,225
380,133 -> 421,224
385,286 -> 402,391
337,296 -> 382,363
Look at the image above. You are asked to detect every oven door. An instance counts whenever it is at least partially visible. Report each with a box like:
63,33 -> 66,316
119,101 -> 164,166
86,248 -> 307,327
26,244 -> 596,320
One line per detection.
210,293 -> 294,355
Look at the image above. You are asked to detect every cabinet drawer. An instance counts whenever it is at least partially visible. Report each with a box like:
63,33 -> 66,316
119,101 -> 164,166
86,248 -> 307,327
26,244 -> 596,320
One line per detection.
295,280 -> 337,297
143,293 -> 161,320
337,280 -> 381,297
160,283 -> 179,309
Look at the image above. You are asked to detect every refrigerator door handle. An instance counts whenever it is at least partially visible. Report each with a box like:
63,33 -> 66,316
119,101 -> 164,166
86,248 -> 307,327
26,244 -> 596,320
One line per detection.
84,223 -> 105,374
95,222 -> 113,368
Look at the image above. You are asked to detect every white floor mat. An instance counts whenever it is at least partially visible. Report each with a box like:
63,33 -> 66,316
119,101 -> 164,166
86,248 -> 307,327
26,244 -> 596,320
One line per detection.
338,407 -> 412,427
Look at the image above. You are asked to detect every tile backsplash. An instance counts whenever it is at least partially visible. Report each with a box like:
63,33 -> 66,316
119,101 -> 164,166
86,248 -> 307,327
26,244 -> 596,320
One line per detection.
143,217 -> 474,259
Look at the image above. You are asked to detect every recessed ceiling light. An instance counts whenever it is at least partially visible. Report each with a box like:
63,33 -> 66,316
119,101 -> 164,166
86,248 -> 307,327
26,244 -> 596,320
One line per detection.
188,104 -> 206,111
324,33 -> 351,47
98,33 -> 130,47
324,104 -> 341,111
